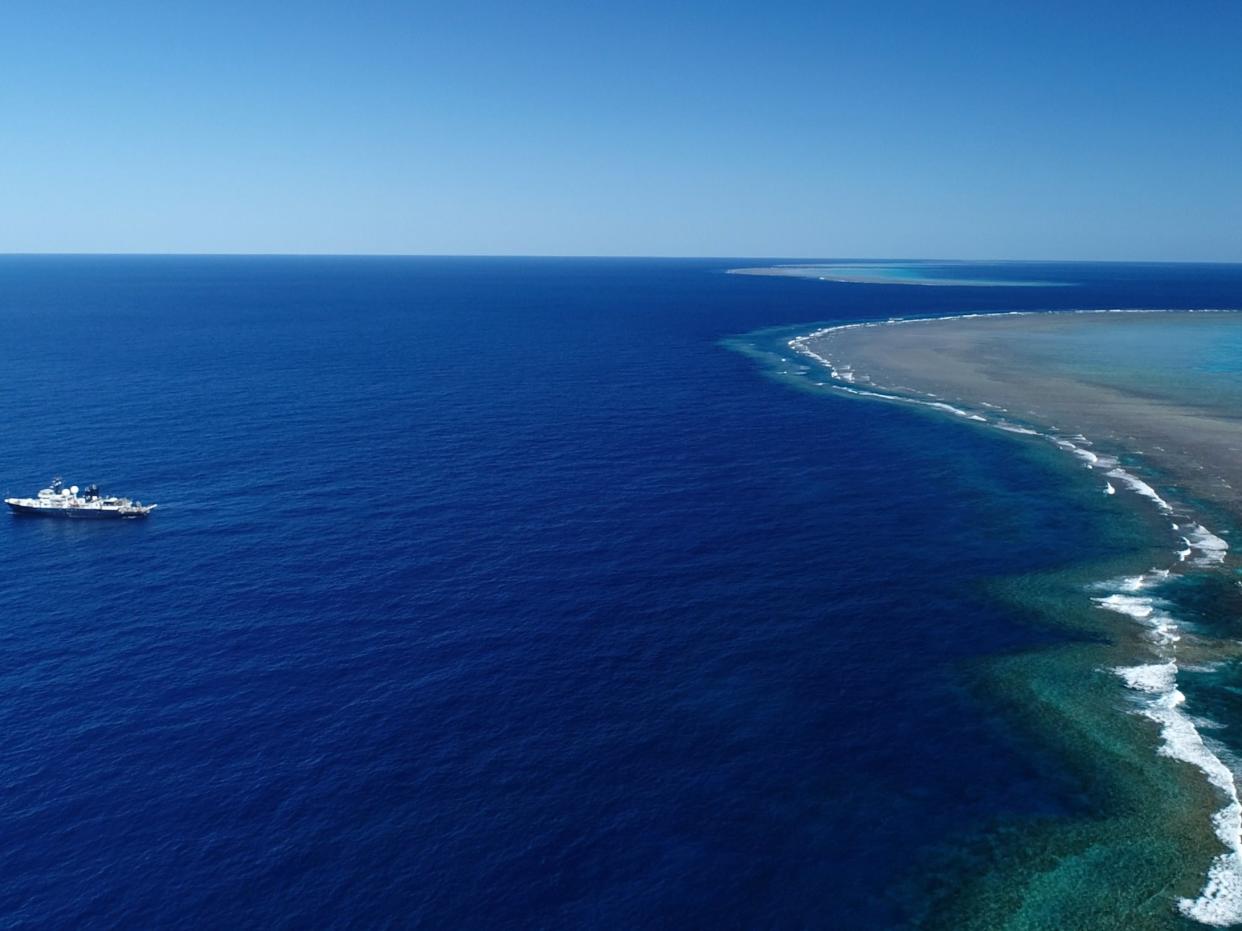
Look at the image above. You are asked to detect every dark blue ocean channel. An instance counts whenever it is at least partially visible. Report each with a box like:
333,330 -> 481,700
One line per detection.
1,257 -> 1241,928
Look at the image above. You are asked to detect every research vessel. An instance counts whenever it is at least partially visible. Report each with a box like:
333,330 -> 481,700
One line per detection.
5,478 -> 156,519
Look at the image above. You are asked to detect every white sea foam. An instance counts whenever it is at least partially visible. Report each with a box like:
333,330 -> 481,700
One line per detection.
1094,590 -> 1180,645
1125,569 -> 1170,590
996,422 -> 1041,436
1044,436 -> 1116,471
1101,569 -> 1242,926
1095,593 -> 1155,620
926,401 -> 988,422
1054,437 -> 1101,466
1106,467 -> 1174,513
1186,525 -> 1230,566
1110,660 -> 1242,925
1116,660 -> 1177,694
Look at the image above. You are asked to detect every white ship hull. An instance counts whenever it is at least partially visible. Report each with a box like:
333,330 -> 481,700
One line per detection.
5,500 -> 154,519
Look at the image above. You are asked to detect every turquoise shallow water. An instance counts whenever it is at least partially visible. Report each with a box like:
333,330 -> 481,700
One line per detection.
1008,312 -> 1242,410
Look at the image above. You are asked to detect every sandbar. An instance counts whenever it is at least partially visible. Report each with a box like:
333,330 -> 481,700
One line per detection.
801,311 -> 1242,521
730,263 -> 1067,287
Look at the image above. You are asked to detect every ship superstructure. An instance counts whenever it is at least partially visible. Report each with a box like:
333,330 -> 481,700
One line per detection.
5,478 -> 156,519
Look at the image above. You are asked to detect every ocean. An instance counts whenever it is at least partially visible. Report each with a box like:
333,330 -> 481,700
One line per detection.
2,256 -> 1241,928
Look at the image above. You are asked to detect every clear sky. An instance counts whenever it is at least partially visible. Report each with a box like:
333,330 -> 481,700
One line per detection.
3,1 -> 1240,259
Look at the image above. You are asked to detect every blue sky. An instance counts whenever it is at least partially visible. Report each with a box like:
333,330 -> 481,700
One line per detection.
3,1 -> 1240,259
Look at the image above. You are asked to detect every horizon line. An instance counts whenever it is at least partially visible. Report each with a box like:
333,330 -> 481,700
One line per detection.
2,252 -> 1241,266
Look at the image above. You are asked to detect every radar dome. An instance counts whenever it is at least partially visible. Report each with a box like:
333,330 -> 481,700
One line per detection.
69,485 -> 79,494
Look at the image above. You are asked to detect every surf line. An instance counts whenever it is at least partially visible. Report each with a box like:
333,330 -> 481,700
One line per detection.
789,314 -> 1242,927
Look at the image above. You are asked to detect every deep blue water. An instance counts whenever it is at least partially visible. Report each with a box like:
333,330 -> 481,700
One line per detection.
1,257 -> 1241,928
